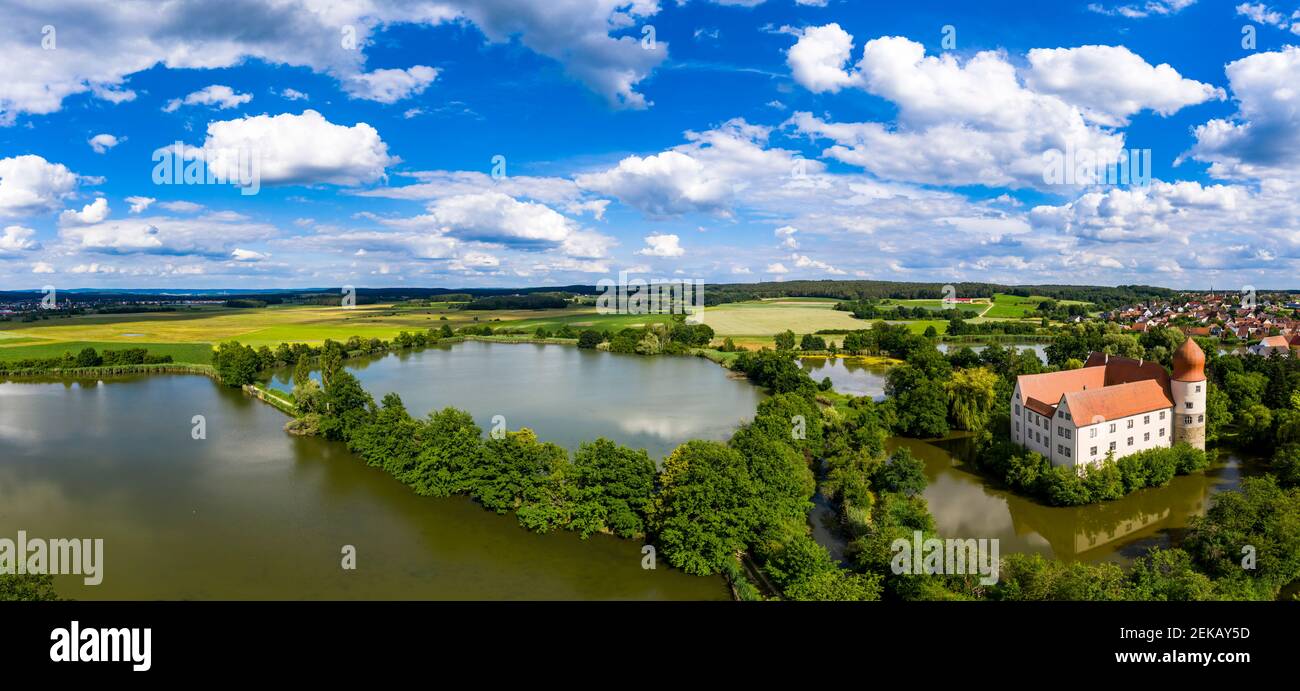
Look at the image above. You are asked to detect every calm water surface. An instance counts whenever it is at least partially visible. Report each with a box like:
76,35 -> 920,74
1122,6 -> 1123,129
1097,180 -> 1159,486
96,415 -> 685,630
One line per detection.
272,341 -> 763,460
892,435 -> 1254,563
0,365 -> 733,600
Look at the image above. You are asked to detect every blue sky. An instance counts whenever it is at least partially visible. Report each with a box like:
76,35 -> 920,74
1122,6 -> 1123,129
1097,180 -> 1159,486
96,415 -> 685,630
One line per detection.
0,0 -> 1298,289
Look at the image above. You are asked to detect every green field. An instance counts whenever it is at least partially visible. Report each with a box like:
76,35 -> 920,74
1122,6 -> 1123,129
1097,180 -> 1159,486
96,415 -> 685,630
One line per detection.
0,294 -> 1005,363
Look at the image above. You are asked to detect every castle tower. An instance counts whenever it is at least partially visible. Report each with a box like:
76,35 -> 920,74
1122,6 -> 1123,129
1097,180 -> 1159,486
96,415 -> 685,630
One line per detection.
1171,338 -> 1207,450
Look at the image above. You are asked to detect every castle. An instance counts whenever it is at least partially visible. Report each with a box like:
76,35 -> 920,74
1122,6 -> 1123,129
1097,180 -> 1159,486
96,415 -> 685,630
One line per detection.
1009,339 -> 1206,468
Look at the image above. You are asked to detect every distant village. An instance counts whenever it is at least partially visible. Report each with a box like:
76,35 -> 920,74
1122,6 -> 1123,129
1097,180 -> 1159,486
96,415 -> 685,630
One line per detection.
1097,291 -> 1300,357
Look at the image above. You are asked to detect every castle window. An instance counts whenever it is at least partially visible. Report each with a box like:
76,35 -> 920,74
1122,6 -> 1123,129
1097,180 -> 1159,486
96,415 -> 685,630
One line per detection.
1064,429 -> 1072,439
1110,442 -> 1116,451
1127,420 -> 1134,429
1198,414 -> 1204,423
1144,415 -> 1150,425
1159,428 -> 1165,437
1185,402 -> 1193,409
1090,446 -> 1098,456
1195,385 -> 1201,393
1015,404 -> 1020,415
1160,411 -> 1165,420
1109,423 -> 1116,433
1144,432 -> 1150,441
1127,437 -> 1134,446
1064,447 -> 1071,457
1015,421 -> 1020,432
1185,415 -> 1193,424
1090,428 -> 1097,438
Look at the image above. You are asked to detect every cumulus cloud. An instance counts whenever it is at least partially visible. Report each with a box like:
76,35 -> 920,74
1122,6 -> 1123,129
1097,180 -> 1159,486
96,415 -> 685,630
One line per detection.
786,23 -> 860,93
636,233 -> 684,257
1185,46 -> 1300,179
0,225 -> 39,253
31,261 -> 54,273
163,85 -> 252,112
0,155 -> 81,218
785,35 -> 1131,190
59,213 -> 278,258
577,119 -> 821,216
0,0 -> 669,124
1023,45 -> 1223,126
124,196 -> 155,214
343,66 -> 439,103
183,110 -> 397,186
88,134 -> 123,154
59,197 -> 110,226
1088,0 -> 1197,18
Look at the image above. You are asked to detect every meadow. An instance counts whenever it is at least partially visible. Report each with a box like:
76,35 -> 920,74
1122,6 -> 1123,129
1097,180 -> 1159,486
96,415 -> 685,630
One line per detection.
0,292 -> 1066,364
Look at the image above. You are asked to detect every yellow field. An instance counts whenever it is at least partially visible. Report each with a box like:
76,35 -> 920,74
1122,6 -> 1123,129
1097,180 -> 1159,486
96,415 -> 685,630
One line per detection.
701,301 -> 864,337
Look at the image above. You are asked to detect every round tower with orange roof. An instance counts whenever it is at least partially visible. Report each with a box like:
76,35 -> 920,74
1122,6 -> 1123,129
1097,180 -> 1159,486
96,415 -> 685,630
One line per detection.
1171,337 -> 1207,450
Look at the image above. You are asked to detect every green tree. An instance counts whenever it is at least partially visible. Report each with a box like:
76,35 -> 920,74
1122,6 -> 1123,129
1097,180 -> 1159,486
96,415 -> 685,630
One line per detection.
774,330 -> 796,351
946,367 -> 998,431
649,440 -> 759,575
570,438 -> 657,538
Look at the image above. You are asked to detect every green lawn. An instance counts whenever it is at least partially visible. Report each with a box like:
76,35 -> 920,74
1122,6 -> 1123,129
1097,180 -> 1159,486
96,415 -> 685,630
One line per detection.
0,340 -> 215,364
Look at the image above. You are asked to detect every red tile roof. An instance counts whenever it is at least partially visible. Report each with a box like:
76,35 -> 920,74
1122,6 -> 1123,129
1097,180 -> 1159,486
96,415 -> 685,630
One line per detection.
1063,379 -> 1175,426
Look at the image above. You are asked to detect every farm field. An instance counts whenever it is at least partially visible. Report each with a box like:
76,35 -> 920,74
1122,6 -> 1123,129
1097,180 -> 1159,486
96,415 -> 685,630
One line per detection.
702,301 -> 864,337
0,303 -> 678,363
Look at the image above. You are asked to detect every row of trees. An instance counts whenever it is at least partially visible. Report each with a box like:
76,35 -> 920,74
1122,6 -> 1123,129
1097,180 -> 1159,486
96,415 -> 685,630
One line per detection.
0,346 -> 174,374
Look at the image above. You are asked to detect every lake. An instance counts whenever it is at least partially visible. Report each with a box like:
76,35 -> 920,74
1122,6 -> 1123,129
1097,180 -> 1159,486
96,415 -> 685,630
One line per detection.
269,340 -> 764,459
892,435 -> 1255,563
0,345 -> 752,600
801,344 -> 1049,399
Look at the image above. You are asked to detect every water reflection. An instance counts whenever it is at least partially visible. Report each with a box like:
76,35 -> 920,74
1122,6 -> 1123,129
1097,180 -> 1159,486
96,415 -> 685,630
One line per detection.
269,341 -> 763,459
799,357 -> 889,399
892,435 -> 1254,564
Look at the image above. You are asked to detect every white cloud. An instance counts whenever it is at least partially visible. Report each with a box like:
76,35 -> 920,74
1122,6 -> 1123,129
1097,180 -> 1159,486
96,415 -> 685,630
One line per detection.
1235,3 -> 1287,26
88,133 -> 123,154
792,252 -> 845,274
187,110 -> 397,186
1088,1 -> 1197,18
785,35 -> 1127,190
786,23 -> 860,93
636,233 -> 685,257
0,155 -> 81,218
125,196 -> 155,214
158,201 -> 204,213
766,262 -> 789,274
775,225 -> 798,248
343,66 -> 439,104
577,119 -> 820,216
1023,45 -> 1223,126
163,85 -> 252,113
0,225 -> 39,253
396,191 -> 613,259
59,197 -> 110,226
1185,46 -> 1300,180
59,213 -> 279,257
0,1 -> 669,124
231,248 -> 269,262
279,88 -> 309,101
31,261 -> 54,273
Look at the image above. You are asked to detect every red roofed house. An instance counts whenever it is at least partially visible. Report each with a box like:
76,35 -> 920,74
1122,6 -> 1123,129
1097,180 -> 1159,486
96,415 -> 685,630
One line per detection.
1010,339 -> 1207,469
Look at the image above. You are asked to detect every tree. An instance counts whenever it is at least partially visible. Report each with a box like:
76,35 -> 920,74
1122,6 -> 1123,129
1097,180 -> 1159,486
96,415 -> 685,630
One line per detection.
872,447 -> 927,496
212,341 -> 260,386
75,347 -> 102,367
649,440 -> 759,575
409,407 -> 483,497
0,574 -> 58,601
577,330 -> 604,349
946,367 -> 998,431
318,370 -> 374,442
886,365 -> 949,438
292,355 -> 312,390
571,438 -> 657,538
774,330 -> 796,351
